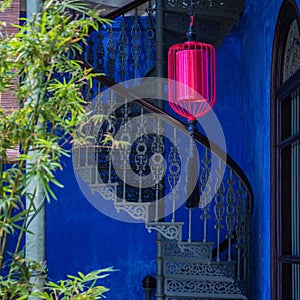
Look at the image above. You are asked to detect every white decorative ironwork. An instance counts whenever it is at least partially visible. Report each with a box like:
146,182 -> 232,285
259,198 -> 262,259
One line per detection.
151,136 -> 165,189
134,108 -> 149,203
115,202 -> 151,222
168,128 -> 181,222
146,222 -> 183,241
74,85 -> 253,300
119,98 -> 132,201
90,183 -> 118,201
76,165 -> 93,183
151,118 -> 166,221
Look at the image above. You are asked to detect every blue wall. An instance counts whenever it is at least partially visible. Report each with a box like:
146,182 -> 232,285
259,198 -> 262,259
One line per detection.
217,1 -> 300,299
46,154 -> 156,299
238,2 -> 279,298
213,1 -> 278,298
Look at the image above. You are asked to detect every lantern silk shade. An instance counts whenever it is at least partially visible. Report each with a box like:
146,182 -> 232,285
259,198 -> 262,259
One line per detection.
168,41 -> 216,121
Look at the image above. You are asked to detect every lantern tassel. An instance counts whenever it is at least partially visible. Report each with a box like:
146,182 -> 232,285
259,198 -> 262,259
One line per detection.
185,122 -> 200,208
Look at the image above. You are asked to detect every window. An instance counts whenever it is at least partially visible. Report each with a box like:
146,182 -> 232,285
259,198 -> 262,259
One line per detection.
271,1 -> 300,299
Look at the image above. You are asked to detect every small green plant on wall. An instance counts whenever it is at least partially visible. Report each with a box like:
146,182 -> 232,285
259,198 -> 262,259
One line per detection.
0,0 -> 113,298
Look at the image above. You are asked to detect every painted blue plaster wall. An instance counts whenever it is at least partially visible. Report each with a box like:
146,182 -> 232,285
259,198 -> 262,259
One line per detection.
46,153 -> 156,299
239,1 -> 283,299
212,1 -> 279,298
221,1 -> 300,299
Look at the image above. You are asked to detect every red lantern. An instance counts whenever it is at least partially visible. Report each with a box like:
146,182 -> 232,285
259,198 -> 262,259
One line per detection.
168,40 -> 216,121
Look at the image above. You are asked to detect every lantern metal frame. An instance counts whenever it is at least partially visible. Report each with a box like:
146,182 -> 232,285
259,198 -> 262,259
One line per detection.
168,40 -> 216,121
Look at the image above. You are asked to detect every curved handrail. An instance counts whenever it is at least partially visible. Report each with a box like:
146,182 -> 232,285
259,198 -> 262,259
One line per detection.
79,57 -> 254,209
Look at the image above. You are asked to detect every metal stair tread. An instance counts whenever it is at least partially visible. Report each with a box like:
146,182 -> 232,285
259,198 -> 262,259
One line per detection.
164,277 -> 247,299
161,239 -> 213,262
163,260 -> 236,282
164,273 -> 234,283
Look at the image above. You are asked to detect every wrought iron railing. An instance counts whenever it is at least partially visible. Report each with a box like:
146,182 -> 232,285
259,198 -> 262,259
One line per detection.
73,1 -> 253,299
83,0 -> 155,83
74,65 -> 253,299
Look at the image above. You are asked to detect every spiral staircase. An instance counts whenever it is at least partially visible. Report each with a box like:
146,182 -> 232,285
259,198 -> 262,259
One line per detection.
72,1 -> 252,299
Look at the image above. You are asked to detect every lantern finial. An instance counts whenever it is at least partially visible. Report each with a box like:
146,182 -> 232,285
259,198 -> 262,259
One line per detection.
187,0 -> 196,41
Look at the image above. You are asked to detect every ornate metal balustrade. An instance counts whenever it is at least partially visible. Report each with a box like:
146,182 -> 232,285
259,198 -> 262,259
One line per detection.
81,0 -> 246,80
82,0 -> 156,83
73,1 -> 252,299
73,72 -> 253,300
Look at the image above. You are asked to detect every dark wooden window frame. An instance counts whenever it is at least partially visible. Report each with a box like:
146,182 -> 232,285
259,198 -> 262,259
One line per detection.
271,1 -> 300,299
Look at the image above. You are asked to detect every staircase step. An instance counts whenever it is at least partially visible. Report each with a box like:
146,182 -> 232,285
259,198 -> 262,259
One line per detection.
164,261 -> 234,282
162,239 -> 213,262
161,240 -> 247,299
164,278 -> 247,299
211,261 -> 236,279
